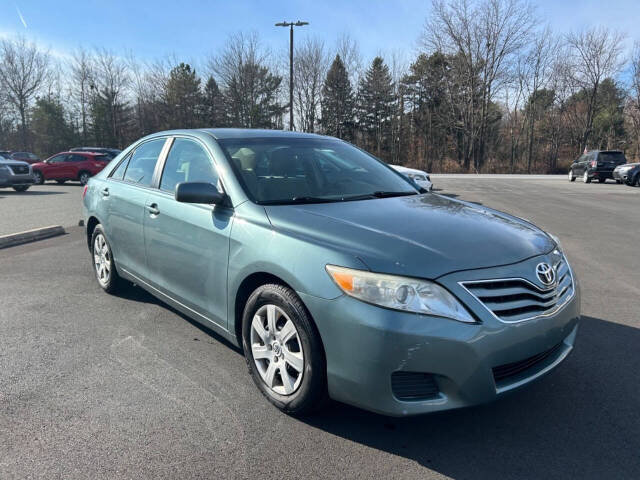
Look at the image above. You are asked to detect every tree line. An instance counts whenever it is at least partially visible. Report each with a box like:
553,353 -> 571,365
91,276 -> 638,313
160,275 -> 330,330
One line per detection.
1,0 -> 640,173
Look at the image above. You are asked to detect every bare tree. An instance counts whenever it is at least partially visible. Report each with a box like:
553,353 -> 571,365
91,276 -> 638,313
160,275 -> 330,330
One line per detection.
629,42 -> 640,160
424,0 -> 537,171
69,48 -> 95,143
520,27 -> 560,172
566,27 -> 625,153
92,49 -> 130,146
294,37 -> 329,132
336,33 -> 363,85
0,36 -> 50,149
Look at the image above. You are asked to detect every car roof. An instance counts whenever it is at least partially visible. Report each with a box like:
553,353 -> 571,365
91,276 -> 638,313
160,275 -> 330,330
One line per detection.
587,150 -> 624,154
145,128 -> 327,141
56,151 -> 106,156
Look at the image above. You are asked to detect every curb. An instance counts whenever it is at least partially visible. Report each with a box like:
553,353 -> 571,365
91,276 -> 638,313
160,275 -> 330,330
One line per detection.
0,225 -> 66,249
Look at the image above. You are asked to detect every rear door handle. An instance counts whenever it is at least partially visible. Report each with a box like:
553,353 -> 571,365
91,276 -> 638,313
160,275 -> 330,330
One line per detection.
101,188 -> 109,197
146,204 -> 160,216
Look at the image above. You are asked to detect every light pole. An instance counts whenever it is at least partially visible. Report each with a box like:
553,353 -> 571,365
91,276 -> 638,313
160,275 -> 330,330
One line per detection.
275,20 -> 309,130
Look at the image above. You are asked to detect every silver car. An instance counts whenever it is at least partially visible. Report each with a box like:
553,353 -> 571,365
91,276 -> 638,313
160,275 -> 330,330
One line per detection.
391,164 -> 433,191
0,155 -> 35,192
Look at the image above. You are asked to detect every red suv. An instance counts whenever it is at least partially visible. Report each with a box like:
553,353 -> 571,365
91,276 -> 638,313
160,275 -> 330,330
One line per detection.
32,152 -> 111,185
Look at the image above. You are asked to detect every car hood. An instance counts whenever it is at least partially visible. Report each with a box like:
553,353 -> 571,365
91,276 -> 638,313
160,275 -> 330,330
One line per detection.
0,157 -> 29,166
265,193 -> 555,279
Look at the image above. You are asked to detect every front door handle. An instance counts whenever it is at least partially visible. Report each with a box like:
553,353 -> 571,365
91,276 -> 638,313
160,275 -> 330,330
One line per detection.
101,188 -> 109,197
146,204 -> 160,216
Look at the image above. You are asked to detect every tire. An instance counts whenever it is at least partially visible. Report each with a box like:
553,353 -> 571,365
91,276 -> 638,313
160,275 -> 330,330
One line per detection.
78,171 -> 91,185
90,224 -> 123,294
242,283 -> 327,415
56,179 -> 66,184
32,171 -> 44,185
568,170 -> 576,182
635,175 -> 640,187
12,185 -> 30,192
583,171 -> 591,183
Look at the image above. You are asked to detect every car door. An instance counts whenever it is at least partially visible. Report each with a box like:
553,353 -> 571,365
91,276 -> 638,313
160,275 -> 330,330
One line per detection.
143,136 -> 233,329
103,137 -> 169,281
573,155 -> 585,175
44,154 -> 70,179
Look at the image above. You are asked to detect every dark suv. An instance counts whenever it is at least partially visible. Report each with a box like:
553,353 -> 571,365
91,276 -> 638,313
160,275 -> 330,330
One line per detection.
568,150 -> 627,183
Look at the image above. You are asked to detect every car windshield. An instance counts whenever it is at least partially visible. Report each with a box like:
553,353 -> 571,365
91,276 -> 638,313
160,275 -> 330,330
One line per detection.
219,137 -> 417,204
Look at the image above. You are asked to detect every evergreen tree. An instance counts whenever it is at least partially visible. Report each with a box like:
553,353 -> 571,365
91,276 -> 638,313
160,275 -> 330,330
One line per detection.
320,55 -> 355,140
165,63 -> 203,129
30,97 -> 76,156
358,57 -> 395,157
203,76 -> 225,127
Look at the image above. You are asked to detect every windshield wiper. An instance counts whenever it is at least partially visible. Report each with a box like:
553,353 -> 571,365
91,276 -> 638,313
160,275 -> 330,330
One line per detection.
342,190 -> 419,201
260,196 -> 342,205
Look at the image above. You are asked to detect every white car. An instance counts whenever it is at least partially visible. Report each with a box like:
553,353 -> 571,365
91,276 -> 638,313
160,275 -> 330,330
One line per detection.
390,165 -> 433,191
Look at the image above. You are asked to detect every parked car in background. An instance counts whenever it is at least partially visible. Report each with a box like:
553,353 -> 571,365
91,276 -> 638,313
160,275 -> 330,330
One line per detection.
10,151 -> 40,164
0,150 -> 12,158
391,164 -> 433,191
613,162 -> 640,186
70,147 -> 122,159
0,154 -> 34,191
568,150 -> 627,183
32,152 -> 111,185
83,128 -> 579,417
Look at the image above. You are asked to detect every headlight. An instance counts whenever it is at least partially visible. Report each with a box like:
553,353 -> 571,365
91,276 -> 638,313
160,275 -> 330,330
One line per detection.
325,265 -> 475,323
547,233 -> 563,252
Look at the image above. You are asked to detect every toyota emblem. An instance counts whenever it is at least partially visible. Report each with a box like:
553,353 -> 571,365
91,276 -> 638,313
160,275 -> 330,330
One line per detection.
536,262 -> 556,286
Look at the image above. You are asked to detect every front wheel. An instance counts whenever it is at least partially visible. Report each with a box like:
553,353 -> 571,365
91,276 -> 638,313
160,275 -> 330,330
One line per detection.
91,224 -> 123,294
568,170 -> 576,182
242,284 -> 327,415
12,185 -> 30,192
33,171 -> 44,184
583,171 -> 591,183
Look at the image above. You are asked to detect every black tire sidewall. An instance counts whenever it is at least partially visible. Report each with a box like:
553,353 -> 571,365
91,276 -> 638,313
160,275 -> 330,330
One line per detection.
242,284 -> 326,415
90,224 -> 120,294
12,185 -> 29,192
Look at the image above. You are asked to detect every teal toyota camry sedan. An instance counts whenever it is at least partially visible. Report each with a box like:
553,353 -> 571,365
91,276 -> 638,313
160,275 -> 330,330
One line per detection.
82,129 -> 580,416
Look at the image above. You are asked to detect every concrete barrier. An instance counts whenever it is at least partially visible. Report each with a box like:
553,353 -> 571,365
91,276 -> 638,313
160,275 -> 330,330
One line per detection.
0,225 -> 66,249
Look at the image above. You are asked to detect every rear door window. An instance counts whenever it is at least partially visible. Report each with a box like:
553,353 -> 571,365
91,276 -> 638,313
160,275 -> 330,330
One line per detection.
123,139 -> 166,187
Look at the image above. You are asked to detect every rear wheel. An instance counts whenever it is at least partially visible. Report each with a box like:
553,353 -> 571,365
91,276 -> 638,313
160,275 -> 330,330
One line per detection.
79,171 -> 90,185
12,185 -> 29,192
242,283 -> 327,415
91,224 -> 123,294
568,170 -> 576,182
583,171 -> 591,183
33,171 -> 44,184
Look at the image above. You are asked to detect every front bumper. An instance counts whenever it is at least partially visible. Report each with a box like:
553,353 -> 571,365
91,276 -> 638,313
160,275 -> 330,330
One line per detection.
300,254 -> 580,416
613,169 -> 632,182
0,173 -> 35,187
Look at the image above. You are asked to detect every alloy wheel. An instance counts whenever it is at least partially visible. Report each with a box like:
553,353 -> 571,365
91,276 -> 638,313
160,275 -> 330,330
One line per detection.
80,173 -> 90,185
34,172 -> 43,184
583,171 -> 589,183
250,304 -> 304,396
93,233 -> 111,287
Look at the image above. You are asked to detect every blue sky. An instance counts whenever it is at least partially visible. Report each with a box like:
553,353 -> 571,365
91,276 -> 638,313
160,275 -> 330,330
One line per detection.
1,0 -> 639,65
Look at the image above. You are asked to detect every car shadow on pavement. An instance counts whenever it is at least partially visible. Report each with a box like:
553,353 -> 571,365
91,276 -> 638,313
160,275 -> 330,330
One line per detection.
1,190 -> 67,196
116,283 -> 243,354
302,315 -> 640,480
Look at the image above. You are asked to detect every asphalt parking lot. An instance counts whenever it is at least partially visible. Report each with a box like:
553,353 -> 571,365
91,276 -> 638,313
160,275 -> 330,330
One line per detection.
0,176 -> 638,479
0,182 -> 83,236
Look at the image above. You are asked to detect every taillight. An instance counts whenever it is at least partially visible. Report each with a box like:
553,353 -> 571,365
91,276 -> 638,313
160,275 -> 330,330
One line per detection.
590,160 -> 597,168
82,185 -> 88,199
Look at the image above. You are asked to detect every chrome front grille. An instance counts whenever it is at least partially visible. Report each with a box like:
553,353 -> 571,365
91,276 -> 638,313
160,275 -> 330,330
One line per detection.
460,258 -> 574,323
8,164 -> 29,175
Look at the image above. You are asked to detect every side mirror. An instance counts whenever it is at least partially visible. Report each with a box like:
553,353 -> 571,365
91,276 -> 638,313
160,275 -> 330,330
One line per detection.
175,182 -> 225,205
